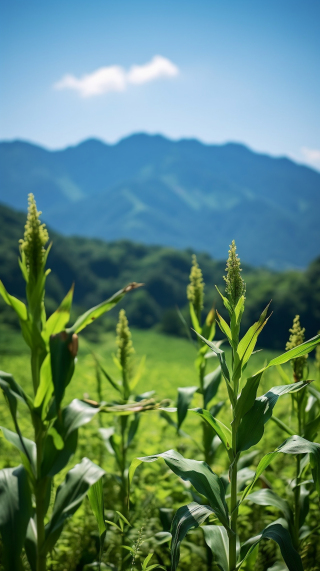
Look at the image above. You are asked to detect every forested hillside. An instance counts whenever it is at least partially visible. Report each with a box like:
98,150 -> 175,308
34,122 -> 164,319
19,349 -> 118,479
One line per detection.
1,202 -> 319,349
1,133 -> 320,268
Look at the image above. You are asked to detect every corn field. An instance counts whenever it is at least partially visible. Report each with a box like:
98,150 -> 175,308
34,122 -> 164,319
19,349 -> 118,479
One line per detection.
0,194 -> 320,571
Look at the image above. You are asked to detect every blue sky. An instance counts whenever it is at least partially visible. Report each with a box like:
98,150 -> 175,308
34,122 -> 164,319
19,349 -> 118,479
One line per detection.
1,0 -> 320,169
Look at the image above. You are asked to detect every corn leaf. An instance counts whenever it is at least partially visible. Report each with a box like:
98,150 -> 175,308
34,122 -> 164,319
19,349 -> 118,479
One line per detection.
171,502 -> 215,571
44,458 -> 105,554
41,399 -> 100,477
237,521 -> 303,571
245,489 -> 293,527
242,436 -> 320,501
50,332 -> 76,410
191,409 -> 232,455
0,280 -> 28,321
129,449 -> 229,528
42,285 -> 74,343
88,477 -> 106,566
67,283 -> 142,334
0,465 -> 33,571
202,525 -> 229,571
203,366 -> 222,408
177,386 -> 198,430
237,381 -> 310,452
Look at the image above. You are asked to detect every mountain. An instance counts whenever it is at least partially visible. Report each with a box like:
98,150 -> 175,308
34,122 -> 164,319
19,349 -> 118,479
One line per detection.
1,202 -> 319,350
1,133 -> 320,268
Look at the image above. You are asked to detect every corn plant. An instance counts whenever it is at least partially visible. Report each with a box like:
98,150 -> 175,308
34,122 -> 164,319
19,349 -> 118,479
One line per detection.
166,255 -> 223,465
246,315 -> 320,554
94,309 -> 148,518
130,241 -> 320,571
0,195 -> 142,571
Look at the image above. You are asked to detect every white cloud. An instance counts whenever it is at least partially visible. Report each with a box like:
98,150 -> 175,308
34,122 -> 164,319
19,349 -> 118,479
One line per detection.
301,147 -> 320,167
127,55 -> 179,85
54,55 -> 179,98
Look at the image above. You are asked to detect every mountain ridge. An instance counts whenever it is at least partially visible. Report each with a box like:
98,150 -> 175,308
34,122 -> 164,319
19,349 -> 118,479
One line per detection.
1,133 -> 319,268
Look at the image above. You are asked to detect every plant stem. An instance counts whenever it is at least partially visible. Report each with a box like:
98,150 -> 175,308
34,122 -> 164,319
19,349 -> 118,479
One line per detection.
229,427 -> 238,571
294,394 -> 303,550
229,345 -> 239,571
35,419 -> 47,571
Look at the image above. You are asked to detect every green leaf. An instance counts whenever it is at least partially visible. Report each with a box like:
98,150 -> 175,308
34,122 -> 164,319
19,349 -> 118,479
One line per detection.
25,517 -> 37,571
34,354 -> 54,415
1,427 -> 37,478
189,302 -> 201,334
303,412 -> 320,441
237,381 -> 310,452
237,521 -> 303,571
127,414 -> 140,447
215,286 -> 233,316
171,502 -> 214,571
192,331 -> 234,406
44,458 -> 105,554
96,360 -> 121,394
50,331 -> 76,410
88,477 -> 106,566
42,285 -> 74,343
99,427 -> 116,456
245,489 -> 293,527
237,302 -> 271,367
130,355 -> 146,391
0,465 -> 33,570
230,295 -> 245,346
0,373 -> 35,475
129,450 -> 229,528
191,409 -> 232,455
242,435 -> 320,501
203,366 -> 222,408
256,333 -> 320,373
271,416 -> 295,436
41,399 -> 100,477
67,283 -> 142,334
0,280 -> 28,321
216,311 -> 232,343
202,525 -> 229,571
0,370 -> 33,413
177,386 -> 198,430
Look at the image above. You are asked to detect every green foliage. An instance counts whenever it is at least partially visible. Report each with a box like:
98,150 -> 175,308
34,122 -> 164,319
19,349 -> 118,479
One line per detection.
130,241 -> 320,571
0,196 -> 142,571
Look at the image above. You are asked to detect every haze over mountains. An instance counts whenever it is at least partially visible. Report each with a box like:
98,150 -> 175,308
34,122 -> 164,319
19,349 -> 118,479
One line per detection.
1,133 -> 319,268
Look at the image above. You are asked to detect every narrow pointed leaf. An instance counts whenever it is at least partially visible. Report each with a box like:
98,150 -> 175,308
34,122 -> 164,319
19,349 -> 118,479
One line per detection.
189,303 -> 201,334
0,280 -> 28,321
192,409 -> 232,454
67,283 -> 142,334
